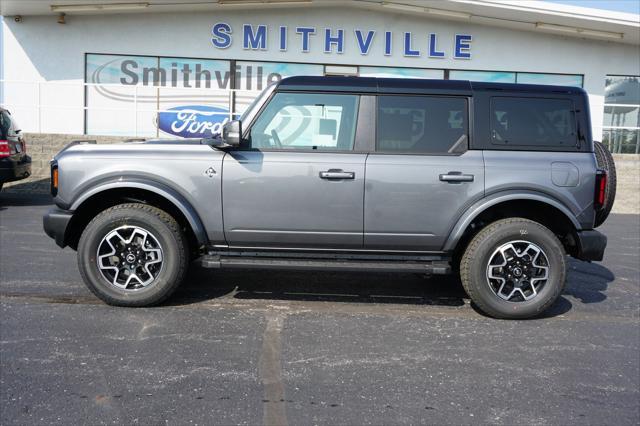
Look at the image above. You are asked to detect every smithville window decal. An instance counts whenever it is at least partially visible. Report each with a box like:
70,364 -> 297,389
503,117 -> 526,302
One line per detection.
85,54 -> 323,138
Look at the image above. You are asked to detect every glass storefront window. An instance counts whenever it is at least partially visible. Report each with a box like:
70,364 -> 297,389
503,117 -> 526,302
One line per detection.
234,61 -> 324,92
516,73 -> 583,87
449,70 -> 516,83
605,76 -> 640,105
86,54 -> 233,137
359,67 -> 444,79
604,105 -> 639,128
604,75 -> 640,153
233,61 -> 324,118
602,129 -> 639,154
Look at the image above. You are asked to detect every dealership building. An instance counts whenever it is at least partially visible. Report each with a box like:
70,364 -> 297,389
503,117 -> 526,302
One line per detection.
1,0 -> 639,153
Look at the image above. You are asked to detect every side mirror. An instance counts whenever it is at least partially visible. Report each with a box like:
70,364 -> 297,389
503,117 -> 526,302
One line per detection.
222,120 -> 242,147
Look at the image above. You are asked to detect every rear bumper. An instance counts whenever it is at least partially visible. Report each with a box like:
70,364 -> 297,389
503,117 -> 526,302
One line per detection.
574,230 -> 607,262
0,155 -> 32,183
43,208 -> 73,248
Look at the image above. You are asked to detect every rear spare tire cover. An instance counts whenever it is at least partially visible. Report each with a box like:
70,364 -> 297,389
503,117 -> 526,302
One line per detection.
593,141 -> 617,228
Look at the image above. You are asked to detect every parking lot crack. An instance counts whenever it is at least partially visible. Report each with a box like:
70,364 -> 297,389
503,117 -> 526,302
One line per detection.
260,311 -> 288,426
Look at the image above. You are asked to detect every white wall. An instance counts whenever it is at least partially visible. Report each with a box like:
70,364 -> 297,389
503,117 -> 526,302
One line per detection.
2,7 -> 639,136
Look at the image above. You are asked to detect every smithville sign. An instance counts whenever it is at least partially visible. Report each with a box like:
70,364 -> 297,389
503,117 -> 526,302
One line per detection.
211,23 -> 473,59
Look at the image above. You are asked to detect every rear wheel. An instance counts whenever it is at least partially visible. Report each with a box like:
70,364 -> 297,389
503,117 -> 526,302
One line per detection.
594,141 -> 617,227
460,218 -> 566,319
77,203 -> 189,306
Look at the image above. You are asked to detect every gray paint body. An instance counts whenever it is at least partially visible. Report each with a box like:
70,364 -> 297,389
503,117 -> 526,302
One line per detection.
56,143 -> 225,245
53,143 -> 596,253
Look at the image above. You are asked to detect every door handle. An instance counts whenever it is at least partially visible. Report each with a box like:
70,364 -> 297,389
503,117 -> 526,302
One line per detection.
319,169 -> 355,180
439,172 -> 474,183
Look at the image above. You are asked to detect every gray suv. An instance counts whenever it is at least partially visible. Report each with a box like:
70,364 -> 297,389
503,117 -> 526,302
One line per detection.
43,76 -> 614,319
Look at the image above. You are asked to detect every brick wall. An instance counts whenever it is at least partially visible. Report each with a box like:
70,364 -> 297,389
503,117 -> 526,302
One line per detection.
25,133 -> 131,178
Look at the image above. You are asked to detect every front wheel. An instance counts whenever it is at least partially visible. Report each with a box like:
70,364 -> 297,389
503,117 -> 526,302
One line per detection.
460,218 -> 566,319
77,203 -> 189,306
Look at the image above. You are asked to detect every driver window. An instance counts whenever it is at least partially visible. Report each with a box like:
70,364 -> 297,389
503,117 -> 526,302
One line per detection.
249,92 -> 359,151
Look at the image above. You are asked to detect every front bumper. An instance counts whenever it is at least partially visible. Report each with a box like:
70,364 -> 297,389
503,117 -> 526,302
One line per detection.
574,230 -> 607,262
43,208 -> 73,248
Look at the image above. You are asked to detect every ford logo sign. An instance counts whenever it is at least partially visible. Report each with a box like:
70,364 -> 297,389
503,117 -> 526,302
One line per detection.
157,105 -> 230,138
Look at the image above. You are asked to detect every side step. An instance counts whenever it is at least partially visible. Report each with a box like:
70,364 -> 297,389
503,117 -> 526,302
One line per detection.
199,256 -> 451,274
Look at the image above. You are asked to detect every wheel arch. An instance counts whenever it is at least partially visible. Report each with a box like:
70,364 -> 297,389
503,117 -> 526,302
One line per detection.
65,180 -> 208,252
445,192 -> 582,259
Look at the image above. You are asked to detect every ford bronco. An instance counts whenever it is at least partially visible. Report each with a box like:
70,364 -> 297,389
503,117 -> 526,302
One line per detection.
43,76 -> 615,319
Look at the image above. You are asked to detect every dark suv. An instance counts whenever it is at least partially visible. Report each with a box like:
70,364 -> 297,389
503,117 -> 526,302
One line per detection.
0,108 -> 31,191
43,77 -> 616,319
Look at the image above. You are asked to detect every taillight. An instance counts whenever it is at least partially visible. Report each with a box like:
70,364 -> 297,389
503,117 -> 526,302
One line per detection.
51,164 -> 59,196
594,170 -> 607,210
0,140 -> 10,158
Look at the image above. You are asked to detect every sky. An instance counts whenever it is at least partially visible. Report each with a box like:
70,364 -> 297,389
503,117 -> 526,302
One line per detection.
544,0 -> 640,14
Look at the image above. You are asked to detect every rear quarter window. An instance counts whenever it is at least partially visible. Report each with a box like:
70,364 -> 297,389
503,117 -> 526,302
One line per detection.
490,97 -> 577,148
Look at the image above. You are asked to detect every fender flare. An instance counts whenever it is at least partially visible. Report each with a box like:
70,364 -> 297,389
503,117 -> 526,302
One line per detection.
443,190 -> 582,251
69,178 -> 208,246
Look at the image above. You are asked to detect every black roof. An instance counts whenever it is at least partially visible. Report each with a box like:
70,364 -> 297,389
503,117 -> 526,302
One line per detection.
276,75 -> 585,95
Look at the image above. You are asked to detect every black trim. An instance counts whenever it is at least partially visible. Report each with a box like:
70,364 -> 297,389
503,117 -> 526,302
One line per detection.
354,95 -> 375,152
573,230 -> 607,262
43,208 -> 73,248
199,252 -> 451,274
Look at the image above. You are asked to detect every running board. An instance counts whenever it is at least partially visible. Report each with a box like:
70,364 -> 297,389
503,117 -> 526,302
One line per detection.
199,256 -> 451,274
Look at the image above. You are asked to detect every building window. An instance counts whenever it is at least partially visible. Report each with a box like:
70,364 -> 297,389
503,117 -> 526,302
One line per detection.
516,73 -> 583,87
449,70 -> 583,87
449,70 -> 516,83
603,75 -> 639,154
359,66 -> 444,79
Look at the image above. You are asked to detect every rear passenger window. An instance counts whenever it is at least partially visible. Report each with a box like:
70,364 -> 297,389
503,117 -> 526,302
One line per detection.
377,96 -> 468,154
491,97 -> 577,147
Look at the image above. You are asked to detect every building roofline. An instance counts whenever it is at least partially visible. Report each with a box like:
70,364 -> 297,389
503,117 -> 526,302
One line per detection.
1,0 -> 638,44
454,0 -> 640,26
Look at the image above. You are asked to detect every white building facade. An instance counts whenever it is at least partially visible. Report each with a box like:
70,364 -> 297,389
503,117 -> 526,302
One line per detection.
1,0 -> 639,152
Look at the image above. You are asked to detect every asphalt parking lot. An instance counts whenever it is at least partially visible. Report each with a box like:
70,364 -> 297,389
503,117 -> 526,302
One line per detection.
1,193 -> 638,425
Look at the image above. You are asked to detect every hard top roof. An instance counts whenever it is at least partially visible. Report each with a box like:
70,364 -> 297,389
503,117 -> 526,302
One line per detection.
276,75 -> 585,95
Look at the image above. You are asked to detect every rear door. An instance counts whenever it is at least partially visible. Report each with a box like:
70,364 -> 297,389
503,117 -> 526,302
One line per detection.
364,95 -> 484,251
222,91 -> 367,249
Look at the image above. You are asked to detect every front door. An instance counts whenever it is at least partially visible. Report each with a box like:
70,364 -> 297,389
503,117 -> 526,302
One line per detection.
222,91 -> 366,249
364,94 -> 485,251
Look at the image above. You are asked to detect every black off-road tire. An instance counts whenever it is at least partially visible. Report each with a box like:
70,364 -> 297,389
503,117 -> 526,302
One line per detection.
77,203 -> 189,307
594,141 -> 617,227
460,218 -> 566,319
